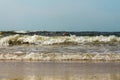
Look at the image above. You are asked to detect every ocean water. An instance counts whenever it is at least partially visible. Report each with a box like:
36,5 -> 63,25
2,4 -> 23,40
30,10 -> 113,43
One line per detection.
0,31 -> 120,61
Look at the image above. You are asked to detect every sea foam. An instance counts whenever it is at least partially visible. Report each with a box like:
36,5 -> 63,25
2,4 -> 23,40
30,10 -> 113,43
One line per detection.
0,35 -> 120,47
0,52 -> 120,61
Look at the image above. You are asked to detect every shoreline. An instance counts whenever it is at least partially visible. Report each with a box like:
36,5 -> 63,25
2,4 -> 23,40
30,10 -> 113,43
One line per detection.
0,58 -> 120,62
0,59 -> 120,63
0,59 -> 119,62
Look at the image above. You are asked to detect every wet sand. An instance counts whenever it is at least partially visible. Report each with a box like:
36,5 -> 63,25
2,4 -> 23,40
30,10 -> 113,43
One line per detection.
0,61 -> 120,80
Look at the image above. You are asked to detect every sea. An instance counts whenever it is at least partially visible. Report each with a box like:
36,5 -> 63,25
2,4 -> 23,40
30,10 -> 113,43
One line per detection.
0,31 -> 120,80
0,31 -> 120,61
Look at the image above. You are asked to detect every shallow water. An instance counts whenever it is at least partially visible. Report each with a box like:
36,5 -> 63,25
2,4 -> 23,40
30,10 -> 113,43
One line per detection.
0,45 -> 120,61
0,62 -> 120,80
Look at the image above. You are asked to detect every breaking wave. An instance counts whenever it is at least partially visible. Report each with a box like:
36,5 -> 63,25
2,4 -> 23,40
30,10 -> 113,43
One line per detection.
0,34 -> 120,47
0,52 -> 120,61
14,30 -> 28,33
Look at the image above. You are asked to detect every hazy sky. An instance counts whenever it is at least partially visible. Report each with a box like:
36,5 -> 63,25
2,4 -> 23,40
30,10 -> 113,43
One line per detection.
0,0 -> 120,31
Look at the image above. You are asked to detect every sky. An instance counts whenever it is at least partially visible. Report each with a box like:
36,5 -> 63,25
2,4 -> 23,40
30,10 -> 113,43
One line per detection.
0,0 -> 120,31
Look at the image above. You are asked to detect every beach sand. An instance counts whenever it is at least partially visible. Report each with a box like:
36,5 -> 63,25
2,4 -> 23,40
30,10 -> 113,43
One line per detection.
0,61 -> 120,80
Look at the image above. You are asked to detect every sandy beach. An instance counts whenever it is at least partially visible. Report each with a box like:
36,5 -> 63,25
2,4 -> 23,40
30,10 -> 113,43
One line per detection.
0,61 -> 119,80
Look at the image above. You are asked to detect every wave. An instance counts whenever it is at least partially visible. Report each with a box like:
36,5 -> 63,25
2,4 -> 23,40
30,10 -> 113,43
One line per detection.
0,35 -> 120,47
0,52 -> 120,61
14,30 -> 28,33
2,31 -> 120,36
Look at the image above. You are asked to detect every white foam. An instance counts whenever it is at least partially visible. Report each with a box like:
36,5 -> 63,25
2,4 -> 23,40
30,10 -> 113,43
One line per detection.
0,34 -> 20,47
0,52 -> 119,61
0,35 -> 120,47
14,30 -> 28,33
